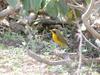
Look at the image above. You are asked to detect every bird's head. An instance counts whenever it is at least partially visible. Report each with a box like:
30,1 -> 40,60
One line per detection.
50,29 -> 58,34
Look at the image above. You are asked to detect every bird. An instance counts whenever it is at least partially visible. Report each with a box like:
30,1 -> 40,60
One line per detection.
50,29 -> 69,48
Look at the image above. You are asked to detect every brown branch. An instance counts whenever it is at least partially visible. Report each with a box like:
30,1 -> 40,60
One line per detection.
75,22 -> 83,75
67,3 -> 85,12
82,0 -> 100,40
82,33 -> 100,51
17,12 -> 37,24
27,50 -> 100,66
17,14 -> 68,26
27,49 -> 71,66
27,49 -> 100,66
35,19 -> 68,25
0,5 -> 22,20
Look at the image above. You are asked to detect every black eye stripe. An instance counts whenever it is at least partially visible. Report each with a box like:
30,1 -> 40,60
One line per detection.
53,30 -> 56,33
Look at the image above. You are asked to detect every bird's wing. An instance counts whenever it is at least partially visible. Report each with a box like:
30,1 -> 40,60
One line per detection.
56,31 -> 68,46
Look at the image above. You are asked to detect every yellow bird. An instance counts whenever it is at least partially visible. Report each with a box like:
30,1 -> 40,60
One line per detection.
50,29 -> 69,48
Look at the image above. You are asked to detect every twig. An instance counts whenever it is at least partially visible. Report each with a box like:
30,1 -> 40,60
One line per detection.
82,33 -> 100,51
75,22 -> 83,75
27,46 -> 100,66
35,19 -> 68,25
72,0 -> 80,5
27,49 -> 71,66
82,0 -> 100,40
67,3 -> 84,12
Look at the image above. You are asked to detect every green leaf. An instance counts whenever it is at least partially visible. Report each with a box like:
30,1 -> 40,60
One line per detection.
85,0 -> 91,5
30,0 -> 42,13
57,0 -> 68,15
45,0 -> 67,18
21,0 -> 42,15
41,0 -> 46,8
45,0 -> 58,17
21,0 -> 30,15
7,0 -> 18,8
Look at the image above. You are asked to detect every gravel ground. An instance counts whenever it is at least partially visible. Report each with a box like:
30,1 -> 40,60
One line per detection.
0,47 -> 100,75
0,48 -> 48,75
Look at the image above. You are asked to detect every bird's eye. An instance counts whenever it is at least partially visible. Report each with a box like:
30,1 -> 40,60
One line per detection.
53,31 -> 56,33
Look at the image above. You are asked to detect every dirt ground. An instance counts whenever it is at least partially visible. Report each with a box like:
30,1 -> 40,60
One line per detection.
0,48 -> 67,75
0,47 -> 100,75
